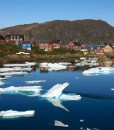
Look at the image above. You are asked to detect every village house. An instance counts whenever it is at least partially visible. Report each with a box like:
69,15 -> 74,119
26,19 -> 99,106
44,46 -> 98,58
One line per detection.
0,35 -> 5,43
22,42 -> 32,50
39,41 -> 62,51
49,41 -> 62,49
66,42 -> 75,50
96,47 -> 105,55
96,45 -> 114,55
39,43 -> 52,52
5,34 -> 24,43
66,41 -> 86,50
103,45 -> 113,53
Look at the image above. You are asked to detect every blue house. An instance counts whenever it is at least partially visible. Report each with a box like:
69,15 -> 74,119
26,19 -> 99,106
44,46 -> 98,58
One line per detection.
22,43 -> 32,50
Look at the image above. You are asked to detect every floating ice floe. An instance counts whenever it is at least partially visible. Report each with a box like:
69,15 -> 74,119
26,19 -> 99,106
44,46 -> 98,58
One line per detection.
0,67 -> 32,73
58,62 -> 71,66
54,120 -> 69,127
43,83 -> 81,111
0,72 -> 28,76
0,81 -> 4,85
83,67 -> 114,76
40,63 -> 67,71
43,83 -> 69,98
43,83 -> 81,100
111,88 -> 114,92
26,80 -> 46,84
4,62 -> 36,67
0,77 -> 6,80
0,110 -> 35,119
0,86 -> 42,96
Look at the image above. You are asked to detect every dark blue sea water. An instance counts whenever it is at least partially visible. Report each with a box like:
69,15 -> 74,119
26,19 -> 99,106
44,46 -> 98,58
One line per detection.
0,69 -> 114,130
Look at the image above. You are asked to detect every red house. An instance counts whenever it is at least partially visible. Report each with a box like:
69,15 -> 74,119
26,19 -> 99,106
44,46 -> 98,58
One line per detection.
96,48 -> 105,55
66,42 -> 75,50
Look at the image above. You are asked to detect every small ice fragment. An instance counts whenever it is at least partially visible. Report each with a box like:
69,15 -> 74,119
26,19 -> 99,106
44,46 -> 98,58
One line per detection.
80,127 -> 84,130
0,81 -> 4,85
54,120 -> 68,127
80,119 -> 84,122
86,128 -> 91,130
75,77 -> 79,80
26,80 -> 46,84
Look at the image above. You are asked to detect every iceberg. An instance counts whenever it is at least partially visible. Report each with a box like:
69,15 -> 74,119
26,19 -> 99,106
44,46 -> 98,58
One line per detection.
0,86 -> 42,96
26,80 -> 46,84
83,67 -> 114,76
54,120 -> 69,127
0,110 -> 35,119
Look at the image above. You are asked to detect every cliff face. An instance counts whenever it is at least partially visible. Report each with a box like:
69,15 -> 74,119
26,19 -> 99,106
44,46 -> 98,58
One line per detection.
0,19 -> 114,44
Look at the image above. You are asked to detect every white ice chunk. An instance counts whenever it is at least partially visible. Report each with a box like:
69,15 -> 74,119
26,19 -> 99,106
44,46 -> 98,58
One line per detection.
80,119 -> 84,122
4,62 -> 36,67
0,110 -> 35,119
0,67 -> 32,72
58,62 -> 71,66
111,88 -> 114,91
43,83 -> 69,98
80,127 -> 100,130
0,86 -> 42,96
40,63 -> 67,71
0,72 -> 28,76
54,120 -> 69,127
43,83 -> 81,100
43,83 -> 81,111
48,63 -> 67,71
0,77 -> 6,80
83,67 -> 114,76
60,94 -> 81,101
26,80 -> 46,84
0,81 -> 4,85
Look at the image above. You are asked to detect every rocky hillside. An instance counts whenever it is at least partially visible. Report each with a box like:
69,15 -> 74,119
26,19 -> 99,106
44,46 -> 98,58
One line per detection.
0,19 -> 114,44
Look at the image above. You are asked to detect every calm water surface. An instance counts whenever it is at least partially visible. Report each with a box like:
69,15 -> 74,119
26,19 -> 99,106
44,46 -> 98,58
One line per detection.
0,69 -> 114,130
